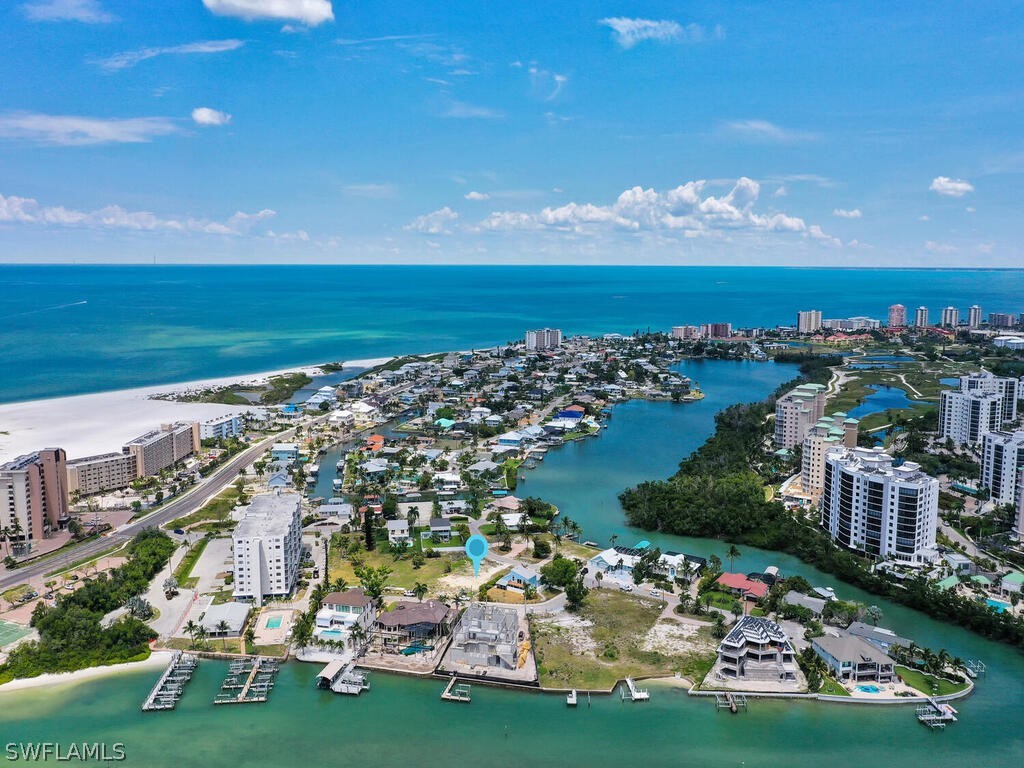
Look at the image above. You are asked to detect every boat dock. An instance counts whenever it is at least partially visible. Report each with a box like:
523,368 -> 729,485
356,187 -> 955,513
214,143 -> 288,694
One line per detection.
715,693 -> 747,713
621,678 -> 649,702
141,652 -> 199,711
440,677 -> 472,703
917,698 -> 958,729
566,689 -> 577,706
214,657 -> 280,705
316,660 -> 370,695
965,659 -> 986,679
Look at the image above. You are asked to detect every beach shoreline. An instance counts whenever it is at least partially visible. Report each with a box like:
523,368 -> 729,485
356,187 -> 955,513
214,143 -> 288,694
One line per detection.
0,356 -> 394,461
0,651 -> 171,695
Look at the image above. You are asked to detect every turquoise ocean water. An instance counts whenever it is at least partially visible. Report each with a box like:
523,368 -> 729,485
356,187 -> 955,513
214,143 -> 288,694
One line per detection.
2,265 -> 1023,403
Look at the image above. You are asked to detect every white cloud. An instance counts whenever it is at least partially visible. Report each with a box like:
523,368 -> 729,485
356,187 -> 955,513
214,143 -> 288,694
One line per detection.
405,207 -> 458,235
442,101 -> 504,120
599,17 -> 719,49
919,215 -> 930,221
202,0 -> 333,26
0,112 -> 179,146
929,176 -> 974,197
772,185 -> 787,198
722,119 -> 819,144
97,39 -> 244,71
0,191 -> 274,235
475,178 -> 838,246
21,0 -> 114,22
191,107 -> 232,126
965,206 -> 976,213
336,34 -> 429,46
465,191 -> 490,201
528,66 -> 568,101
833,208 -> 862,219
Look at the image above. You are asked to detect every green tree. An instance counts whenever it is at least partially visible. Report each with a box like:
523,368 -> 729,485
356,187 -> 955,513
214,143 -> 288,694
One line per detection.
355,565 -> 393,607
726,544 -> 742,572
413,582 -> 428,602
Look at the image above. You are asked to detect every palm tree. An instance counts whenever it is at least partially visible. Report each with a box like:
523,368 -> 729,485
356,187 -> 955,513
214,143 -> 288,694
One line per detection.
215,620 -> 230,648
331,577 -> 348,592
195,626 -> 208,649
609,533 -> 618,550
184,620 -> 199,649
725,545 -> 741,572
864,605 -> 883,626
244,628 -> 256,653
413,582 -> 428,602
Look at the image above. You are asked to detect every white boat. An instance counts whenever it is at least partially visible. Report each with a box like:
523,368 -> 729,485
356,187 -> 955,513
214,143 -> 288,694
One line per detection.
332,479 -> 344,490
336,460 -> 346,470
308,463 -> 320,475
566,689 -> 577,706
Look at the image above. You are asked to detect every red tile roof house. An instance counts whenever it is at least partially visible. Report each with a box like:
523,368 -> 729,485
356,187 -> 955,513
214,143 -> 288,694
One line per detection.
716,573 -> 769,601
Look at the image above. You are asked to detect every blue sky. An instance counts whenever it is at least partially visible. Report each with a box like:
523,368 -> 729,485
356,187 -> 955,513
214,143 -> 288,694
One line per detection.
1,0 -> 1023,266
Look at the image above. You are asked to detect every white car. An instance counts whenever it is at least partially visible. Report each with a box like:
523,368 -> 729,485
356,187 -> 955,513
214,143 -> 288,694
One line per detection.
619,584 -> 633,592
649,589 -> 662,597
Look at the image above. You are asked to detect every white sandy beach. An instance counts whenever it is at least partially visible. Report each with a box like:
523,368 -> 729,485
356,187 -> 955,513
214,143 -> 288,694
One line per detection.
0,650 -> 172,694
0,357 -> 392,462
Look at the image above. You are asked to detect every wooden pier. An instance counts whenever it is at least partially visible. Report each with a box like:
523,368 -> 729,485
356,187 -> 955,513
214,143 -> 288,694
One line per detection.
715,693 -> 747,713
141,652 -> 199,712
440,677 -> 472,703
620,678 -> 649,702
214,657 -> 280,705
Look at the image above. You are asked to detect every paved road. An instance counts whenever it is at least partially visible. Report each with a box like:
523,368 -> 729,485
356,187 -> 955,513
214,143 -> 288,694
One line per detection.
0,427 -> 300,591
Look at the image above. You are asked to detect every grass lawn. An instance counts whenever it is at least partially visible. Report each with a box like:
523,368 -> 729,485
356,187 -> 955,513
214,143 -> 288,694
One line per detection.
701,589 -> 743,613
168,487 -> 239,529
1,584 -> 31,604
558,540 -> 600,560
819,676 -> 851,696
895,666 -> 970,696
328,537 -> 470,591
532,589 -> 717,690
173,537 -> 209,589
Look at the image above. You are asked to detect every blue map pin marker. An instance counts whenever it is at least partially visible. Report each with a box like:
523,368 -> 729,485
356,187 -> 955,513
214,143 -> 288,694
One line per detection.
464,534 -> 489,577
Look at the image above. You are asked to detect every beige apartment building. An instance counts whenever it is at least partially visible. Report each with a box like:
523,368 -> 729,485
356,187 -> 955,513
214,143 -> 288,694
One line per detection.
122,422 -> 199,477
801,413 -> 859,498
66,451 -> 140,496
0,448 -> 69,541
774,383 -> 827,449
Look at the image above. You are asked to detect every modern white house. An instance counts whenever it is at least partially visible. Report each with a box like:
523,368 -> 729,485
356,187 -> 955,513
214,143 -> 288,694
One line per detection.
232,491 -> 303,605
588,546 -> 703,583
314,588 -> 376,650
386,519 -> 411,546
812,632 -> 895,683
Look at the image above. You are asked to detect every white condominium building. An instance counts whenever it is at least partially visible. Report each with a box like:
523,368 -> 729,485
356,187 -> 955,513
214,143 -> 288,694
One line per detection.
66,452 -> 139,496
199,414 -> 244,441
938,390 -> 1001,446
941,306 -> 959,328
981,431 -> 1024,506
801,413 -> 859,497
968,305 -> 983,329
232,491 -> 303,605
820,447 -> 938,563
525,328 -> 562,351
774,383 -> 827,449
797,310 -> 822,333
914,306 -> 929,327
957,371 -> 1018,423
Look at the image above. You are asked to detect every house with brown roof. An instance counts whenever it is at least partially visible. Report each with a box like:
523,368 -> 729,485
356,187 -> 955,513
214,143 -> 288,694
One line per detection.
314,588 -> 376,649
375,600 -> 454,651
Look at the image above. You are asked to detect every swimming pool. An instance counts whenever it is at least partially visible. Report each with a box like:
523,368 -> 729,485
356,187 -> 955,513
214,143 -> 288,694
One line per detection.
266,616 -> 283,629
318,629 -> 343,639
855,684 -> 882,693
986,598 -> 1011,613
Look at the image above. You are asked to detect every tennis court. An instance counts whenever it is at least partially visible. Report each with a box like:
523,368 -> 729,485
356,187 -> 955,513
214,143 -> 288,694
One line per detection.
0,619 -> 31,647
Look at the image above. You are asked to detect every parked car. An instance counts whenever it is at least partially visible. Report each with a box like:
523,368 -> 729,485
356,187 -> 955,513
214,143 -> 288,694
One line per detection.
619,584 -> 633,592
649,589 -> 662,597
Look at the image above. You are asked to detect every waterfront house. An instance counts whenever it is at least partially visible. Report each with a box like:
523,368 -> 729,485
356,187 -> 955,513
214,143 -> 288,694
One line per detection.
497,431 -> 524,447
782,590 -> 827,616
375,600 -> 454,651
271,442 -> 299,463
318,502 -> 354,522
812,632 -> 895,683
315,589 -> 376,649
200,602 -> 251,637
387,519 -> 411,546
449,603 -> 521,671
715,572 -> 770,601
587,546 -> 699,583
715,616 -> 799,682
845,622 -> 910,653
467,459 -> 500,476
